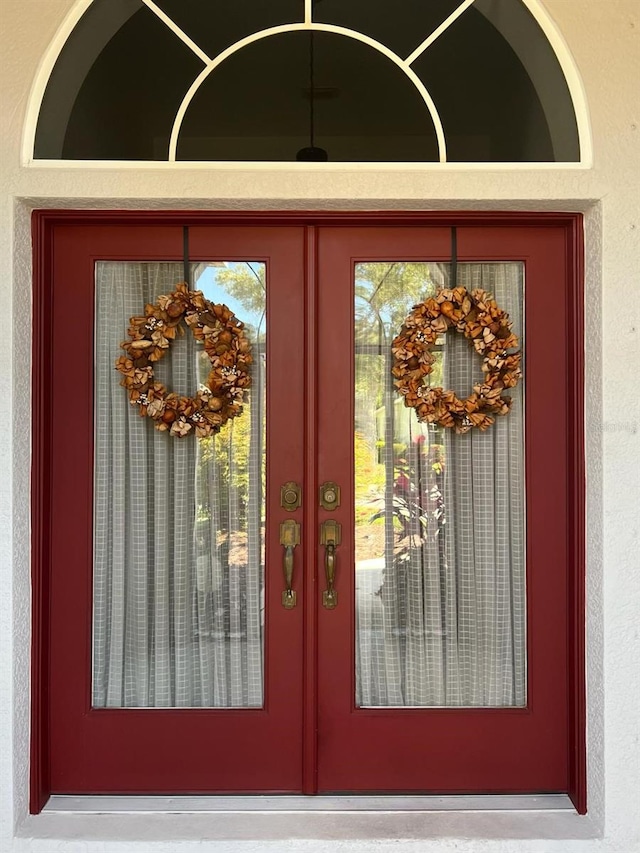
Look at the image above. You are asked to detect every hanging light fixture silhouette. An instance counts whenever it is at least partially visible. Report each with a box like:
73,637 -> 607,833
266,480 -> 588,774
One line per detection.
296,27 -> 328,161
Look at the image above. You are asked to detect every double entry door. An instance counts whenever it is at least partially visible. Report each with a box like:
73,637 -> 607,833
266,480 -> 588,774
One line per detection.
43,218 -> 573,798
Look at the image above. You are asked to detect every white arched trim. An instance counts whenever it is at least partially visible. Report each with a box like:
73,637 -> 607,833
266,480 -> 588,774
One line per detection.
167,23 -> 447,163
521,0 -> 592,166
21,0 -> 593,168
22,0 -> 94,165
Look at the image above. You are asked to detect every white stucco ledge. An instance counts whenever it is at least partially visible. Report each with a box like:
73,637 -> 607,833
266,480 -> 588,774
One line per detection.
15,801 -> 601,848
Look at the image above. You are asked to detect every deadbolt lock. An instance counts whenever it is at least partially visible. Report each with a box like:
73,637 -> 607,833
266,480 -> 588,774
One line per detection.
280,481 -> 302,512
319,481 -> 341,511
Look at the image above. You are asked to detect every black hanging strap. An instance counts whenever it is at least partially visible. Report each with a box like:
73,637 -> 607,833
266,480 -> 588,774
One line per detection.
183,225 -> 191,286
309,31 -> 316,148
450,226 -> 458,288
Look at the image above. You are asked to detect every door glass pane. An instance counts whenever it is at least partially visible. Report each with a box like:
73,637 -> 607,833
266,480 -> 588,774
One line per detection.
92,261 -> 266,708
354,262 -> 526,707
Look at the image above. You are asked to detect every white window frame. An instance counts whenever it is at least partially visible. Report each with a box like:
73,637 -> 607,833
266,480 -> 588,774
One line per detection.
22,0 -> 593,169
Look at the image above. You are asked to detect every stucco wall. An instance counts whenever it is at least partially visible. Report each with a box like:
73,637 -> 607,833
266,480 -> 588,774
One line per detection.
1,1 -> 638,851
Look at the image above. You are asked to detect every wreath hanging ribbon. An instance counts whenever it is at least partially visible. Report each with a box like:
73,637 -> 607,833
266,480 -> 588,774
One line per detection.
115,281 -> 252,438
391,286 -> 522,434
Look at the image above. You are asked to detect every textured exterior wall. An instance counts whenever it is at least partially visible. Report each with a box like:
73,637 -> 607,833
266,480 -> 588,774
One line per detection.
1,1 -> 638,851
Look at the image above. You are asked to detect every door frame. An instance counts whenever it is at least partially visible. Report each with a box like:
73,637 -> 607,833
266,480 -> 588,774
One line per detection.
31,210 -> 585,813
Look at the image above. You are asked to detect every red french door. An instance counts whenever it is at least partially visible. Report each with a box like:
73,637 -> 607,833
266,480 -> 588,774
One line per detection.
315,226 -> 573,793
43,223 -> 308,794
33,213 -> 584,809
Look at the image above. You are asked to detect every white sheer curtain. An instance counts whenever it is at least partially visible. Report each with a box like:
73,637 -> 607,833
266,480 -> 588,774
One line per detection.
92,262 -> 265,708
355,262 -> 526,707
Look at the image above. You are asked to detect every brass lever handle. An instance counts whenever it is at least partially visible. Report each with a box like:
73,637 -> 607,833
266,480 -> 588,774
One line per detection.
283,545 -> 295,607
280,519 -> 300,609
324,542 -> 337,609
320,519 -> 342,609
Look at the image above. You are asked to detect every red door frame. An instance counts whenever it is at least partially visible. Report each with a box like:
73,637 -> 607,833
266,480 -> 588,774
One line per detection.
31,210 -> 585,814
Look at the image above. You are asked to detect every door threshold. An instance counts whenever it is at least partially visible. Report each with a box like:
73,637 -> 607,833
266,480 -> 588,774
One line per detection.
45,794 -> 574,814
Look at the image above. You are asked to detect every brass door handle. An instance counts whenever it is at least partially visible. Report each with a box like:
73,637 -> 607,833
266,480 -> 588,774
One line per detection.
280,519 -> 300,609
320,519 -> 342,609
324,542 -> 337,609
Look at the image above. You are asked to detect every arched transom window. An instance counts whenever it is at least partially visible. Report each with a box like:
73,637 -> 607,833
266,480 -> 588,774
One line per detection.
31,0 -> 587,164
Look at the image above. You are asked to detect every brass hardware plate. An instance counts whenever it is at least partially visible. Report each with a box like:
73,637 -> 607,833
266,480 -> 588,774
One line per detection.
323,589 -> 337,609
280,518 -> 301,547
320,518 -> 342,546
281,481 -> 302,512
319,481 -> 341,511
282,589 -> 297,609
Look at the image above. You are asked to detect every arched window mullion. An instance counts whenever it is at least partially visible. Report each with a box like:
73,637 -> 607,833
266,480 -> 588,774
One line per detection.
140,0 -> 212,65
169,24 -> 447,163
405,0 -> 477,66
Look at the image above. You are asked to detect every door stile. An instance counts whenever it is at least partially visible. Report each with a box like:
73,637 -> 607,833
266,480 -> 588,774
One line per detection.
302,225 -> 319,793
315,228 -> 359,792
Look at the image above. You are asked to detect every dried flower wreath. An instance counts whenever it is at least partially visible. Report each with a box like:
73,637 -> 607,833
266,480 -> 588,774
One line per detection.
391,286 -> 522,434
115,282 -> 252,438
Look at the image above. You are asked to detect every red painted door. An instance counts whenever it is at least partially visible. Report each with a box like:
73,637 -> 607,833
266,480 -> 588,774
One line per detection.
47,223 -> 307,793
315,226 -> 570,793
38,216 -> 579,800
